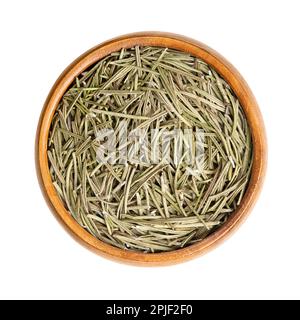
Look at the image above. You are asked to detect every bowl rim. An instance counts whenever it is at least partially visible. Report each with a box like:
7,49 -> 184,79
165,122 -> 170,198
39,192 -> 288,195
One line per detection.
36,32 -> 267,266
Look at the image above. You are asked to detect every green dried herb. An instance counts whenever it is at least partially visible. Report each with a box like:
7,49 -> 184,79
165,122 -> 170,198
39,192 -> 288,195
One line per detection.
48,46 -> 253,253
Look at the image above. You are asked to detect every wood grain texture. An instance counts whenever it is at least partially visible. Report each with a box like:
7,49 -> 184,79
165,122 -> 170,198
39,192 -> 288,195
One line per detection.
35,32 -> 267,266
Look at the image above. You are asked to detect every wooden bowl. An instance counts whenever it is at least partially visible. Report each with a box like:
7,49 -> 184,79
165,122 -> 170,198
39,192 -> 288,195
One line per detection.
36,32 -> 267,266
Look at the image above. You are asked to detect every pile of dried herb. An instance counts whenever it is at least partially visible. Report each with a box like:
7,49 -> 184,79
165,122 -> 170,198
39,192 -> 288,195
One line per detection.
48,46 -> 253,253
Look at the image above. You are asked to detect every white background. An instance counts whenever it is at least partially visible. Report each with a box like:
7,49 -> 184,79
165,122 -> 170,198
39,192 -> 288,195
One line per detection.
0,0 -> 299,300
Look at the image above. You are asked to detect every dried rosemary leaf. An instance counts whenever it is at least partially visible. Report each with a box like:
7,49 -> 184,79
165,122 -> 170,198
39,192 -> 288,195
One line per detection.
47,46 -> 253,253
